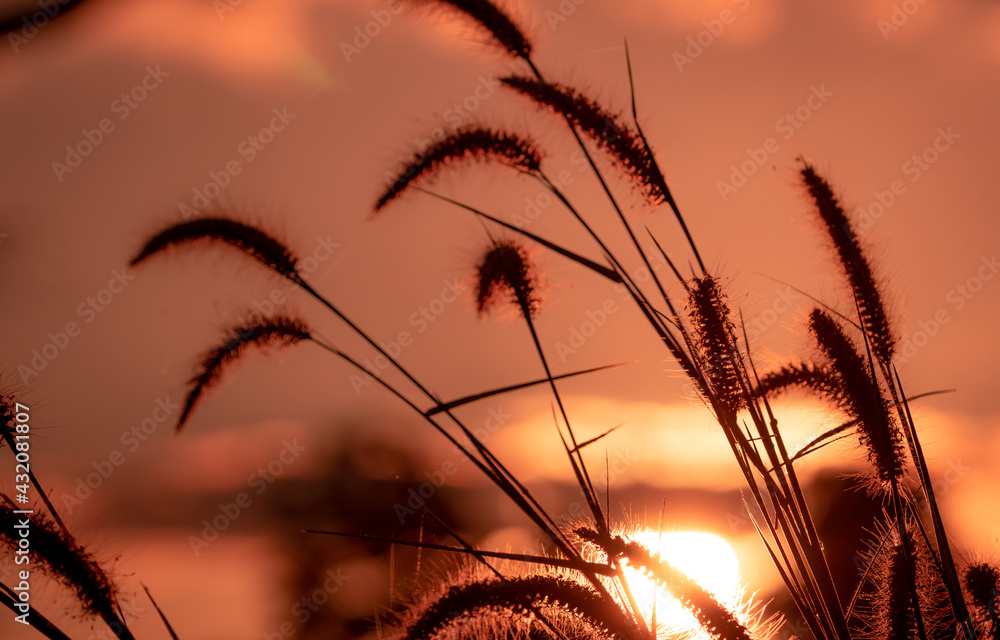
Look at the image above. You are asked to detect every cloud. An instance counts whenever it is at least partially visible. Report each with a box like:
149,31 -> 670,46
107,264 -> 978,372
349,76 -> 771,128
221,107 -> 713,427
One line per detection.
155,417 -> 314,492
622,0 -> 785,46
66,0 -> 328,83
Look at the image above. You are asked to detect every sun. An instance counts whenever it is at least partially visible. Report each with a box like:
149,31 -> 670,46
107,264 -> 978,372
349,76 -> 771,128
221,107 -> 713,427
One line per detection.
619,529 -> 742,636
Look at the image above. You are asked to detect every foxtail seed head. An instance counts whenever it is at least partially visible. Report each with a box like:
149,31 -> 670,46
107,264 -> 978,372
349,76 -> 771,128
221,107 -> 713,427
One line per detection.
178,315 -> 311,431
688,275 -> 746,415
475,240 -> 539,318
808,309 -> 905,488
501,76 -> 668,206
800,161 -> 895,363
132,215 -> 302,283
376,127 -> 542,211
407,0 -> 533,58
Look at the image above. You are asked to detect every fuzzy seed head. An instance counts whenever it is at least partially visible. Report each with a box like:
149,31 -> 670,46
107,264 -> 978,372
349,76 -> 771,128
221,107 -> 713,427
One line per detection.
475,240 -> 539,317
408,0 -> 532,58
800,161 -> 895,363
756,362 -> 842,402
0,500 -> 122,629
376,127 -> 542,211
856,524 -> 954,640
883,532 -> 919,640
131,216 -> 302,282
965,563 -> 1000,611
578,528 -> 754,640
688,276 -> 746,415
402,574 -> 634,640
501,76 -> 668,206
179,315 -> 311,431
0,390 -> 14,449
808,309 -> 905,488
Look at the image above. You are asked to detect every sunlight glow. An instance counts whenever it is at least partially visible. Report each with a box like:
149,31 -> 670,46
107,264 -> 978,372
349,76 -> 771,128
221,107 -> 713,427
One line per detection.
621,529 -> 742,636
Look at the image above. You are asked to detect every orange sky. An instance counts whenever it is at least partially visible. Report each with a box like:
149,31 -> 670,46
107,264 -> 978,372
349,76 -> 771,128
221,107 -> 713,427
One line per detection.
1,1 -> 1000,638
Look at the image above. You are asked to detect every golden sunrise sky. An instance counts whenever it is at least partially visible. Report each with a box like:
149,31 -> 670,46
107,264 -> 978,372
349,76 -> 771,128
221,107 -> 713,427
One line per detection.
1,1 -> 999,638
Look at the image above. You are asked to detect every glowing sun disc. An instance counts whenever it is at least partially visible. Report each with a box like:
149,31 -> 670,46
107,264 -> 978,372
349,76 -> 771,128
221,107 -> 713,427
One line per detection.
621,529 -> 741,634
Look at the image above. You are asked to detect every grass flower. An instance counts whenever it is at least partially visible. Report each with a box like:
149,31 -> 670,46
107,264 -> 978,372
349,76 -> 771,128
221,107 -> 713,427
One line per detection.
406,0 -> 532,58
0,499 -> 134,640
376,127 -> 542,211
807,309 -> 906,489
501,76 -> 668,206
800,161 -> 895,364
131,216 -> 302,283
965,562 -> 1000,639
688,275 -> 747,416
475,239 -> 539,318
177,315 -> 311,431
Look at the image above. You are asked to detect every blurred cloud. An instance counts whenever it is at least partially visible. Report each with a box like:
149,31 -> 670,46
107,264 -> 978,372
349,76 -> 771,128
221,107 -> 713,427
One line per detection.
976,4 -> 1000,64
623,0 -> 785,46
154,418 -> 315,492
98,0 -> 327,82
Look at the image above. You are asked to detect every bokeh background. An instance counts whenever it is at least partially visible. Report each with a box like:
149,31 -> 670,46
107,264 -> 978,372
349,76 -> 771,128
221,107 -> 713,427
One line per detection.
1,0 -> 999,638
